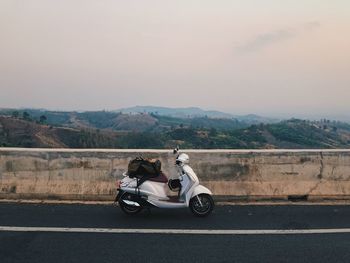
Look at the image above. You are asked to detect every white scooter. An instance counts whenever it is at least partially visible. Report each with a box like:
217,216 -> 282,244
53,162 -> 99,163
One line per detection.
115,148 -> 214,217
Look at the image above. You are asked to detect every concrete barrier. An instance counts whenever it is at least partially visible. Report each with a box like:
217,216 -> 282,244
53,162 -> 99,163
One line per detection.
1,148 -> 350,201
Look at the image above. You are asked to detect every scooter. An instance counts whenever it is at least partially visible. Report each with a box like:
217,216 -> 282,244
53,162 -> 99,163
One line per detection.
115,148 -> 214,217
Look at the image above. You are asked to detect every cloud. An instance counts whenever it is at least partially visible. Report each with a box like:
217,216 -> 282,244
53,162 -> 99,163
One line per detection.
304,21 -> 321,31
236,29 -> 295,52
236,21 -> 321,53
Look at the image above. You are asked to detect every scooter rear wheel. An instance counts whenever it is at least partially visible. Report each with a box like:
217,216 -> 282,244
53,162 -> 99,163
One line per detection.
189,194 -> 214,217
118,192 -> 143,215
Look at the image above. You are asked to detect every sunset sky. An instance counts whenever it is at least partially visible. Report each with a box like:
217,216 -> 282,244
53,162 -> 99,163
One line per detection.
0,0 -> 349,118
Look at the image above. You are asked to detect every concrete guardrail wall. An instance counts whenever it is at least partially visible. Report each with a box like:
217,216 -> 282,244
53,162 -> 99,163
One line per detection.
1,148 -> 350,201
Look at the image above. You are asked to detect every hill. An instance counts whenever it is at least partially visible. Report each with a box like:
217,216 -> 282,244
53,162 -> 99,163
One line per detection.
117,106 -> 234,119
1,114 -> 350,149
0,116 -> 118,148
0,109 -> 249,132
116,106 -> 278,124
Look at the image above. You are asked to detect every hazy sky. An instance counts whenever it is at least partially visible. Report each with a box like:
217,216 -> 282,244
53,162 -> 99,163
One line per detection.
0,0 -> 349,117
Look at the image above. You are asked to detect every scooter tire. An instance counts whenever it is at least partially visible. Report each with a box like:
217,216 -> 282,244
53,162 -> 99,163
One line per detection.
189,194 -> 214,217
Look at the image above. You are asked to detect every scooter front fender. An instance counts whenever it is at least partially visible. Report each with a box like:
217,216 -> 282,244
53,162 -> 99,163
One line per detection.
191,185 -> 212,198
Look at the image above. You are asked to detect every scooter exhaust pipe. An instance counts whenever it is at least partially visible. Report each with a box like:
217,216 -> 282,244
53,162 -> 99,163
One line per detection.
122,199 -> 141,207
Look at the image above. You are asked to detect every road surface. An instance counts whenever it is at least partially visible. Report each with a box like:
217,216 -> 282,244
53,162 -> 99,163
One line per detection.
1,202 -> 350,262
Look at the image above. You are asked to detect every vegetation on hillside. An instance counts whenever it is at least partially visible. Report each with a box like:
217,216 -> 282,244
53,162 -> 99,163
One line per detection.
0,109 -> 249,132
1,111 -> 350,149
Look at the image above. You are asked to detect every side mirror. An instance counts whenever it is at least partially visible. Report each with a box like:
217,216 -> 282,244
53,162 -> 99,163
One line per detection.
173,146 -> 179,154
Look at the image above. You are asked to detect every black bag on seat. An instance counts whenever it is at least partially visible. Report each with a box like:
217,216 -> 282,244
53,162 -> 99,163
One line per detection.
128,158 -> 162,186
128,157 -> 161,177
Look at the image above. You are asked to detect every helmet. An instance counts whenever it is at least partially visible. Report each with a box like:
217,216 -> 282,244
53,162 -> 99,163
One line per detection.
176,153 -> 189,166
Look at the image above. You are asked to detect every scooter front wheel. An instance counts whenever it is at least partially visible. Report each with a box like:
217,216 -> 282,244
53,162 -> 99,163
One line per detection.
189,194 -> 214,217
118,192 -> 143,215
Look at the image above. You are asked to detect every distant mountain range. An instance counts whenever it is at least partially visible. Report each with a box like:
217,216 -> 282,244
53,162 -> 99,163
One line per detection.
116,106 -> 279,124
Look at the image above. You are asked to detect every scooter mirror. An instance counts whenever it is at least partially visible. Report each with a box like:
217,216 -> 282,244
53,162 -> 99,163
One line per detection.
173,146 -> 179,154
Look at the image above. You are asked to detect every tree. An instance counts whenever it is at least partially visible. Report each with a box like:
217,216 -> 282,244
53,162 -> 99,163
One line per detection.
22,111 -> 31,121
39,115 -> 47,124
209,128 -> 218,137
12,111 -> 19,118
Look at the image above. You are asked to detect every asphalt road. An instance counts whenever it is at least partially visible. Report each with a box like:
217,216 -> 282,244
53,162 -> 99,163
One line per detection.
1,202 -> 350,263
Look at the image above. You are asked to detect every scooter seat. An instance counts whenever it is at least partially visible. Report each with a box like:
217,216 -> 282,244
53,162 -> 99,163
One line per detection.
148,172 -> 168,183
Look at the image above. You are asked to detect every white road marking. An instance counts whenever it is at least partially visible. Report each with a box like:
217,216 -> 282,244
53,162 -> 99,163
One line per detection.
1,226 -> 350,235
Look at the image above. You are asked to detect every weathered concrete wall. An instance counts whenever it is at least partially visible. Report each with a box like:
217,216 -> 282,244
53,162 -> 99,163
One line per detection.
1,148 -> 350,201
